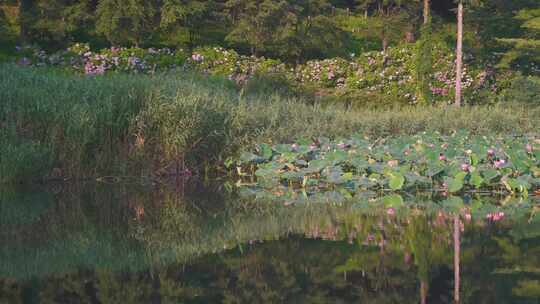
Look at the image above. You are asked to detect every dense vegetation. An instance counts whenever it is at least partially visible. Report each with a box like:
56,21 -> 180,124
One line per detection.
237,132 -> 540,194
1,0 -> 539,68
2,0 -> 539,103
2,63 -> 540,184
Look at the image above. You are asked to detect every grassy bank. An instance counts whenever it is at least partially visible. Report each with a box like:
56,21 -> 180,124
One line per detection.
1,63 -> 540,184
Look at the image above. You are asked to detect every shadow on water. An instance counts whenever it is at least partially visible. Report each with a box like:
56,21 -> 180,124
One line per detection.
1,180 -> 540,303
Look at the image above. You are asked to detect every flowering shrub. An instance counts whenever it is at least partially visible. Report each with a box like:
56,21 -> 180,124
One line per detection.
188,47 -> 289,86
295,58 -> 352,88
18,44 -> 189,75
15,43 -> 499,104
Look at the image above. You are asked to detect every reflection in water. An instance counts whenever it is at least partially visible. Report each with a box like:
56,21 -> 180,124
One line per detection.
454,215 -> 460,304
1,182 -> 540,303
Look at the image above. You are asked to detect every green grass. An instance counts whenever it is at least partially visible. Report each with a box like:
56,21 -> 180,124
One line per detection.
1,63 -> 540,183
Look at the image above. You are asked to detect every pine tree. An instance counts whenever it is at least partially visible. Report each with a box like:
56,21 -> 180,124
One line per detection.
498,7 -> 540,74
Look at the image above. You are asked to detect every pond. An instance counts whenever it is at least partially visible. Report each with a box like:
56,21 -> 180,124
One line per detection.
1,181 -> 540,303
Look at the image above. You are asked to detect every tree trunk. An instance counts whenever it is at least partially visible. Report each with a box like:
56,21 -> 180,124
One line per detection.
420,280 -> 428,304
455,2 -> 463,107
423,0 -> 430,24
18,0 -> 34,45
454,215 -> 461,303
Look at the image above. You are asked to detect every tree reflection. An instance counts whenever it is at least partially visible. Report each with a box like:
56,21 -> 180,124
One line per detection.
1,185 -> 540,303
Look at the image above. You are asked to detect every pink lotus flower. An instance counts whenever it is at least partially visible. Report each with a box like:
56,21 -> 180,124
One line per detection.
461,163 -> 470,171
486,211 -> 505,221
487,148 -> 495,156
387,208 -> 396,216
438,154 -> 446,161
337,142 -> 346,149
291,143 -> 299,151
526,144 -> 533,153
494,159 -> 506,168
387,160 -> 399,167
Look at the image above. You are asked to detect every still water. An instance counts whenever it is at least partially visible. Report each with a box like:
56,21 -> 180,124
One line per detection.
1,181 -> 540,303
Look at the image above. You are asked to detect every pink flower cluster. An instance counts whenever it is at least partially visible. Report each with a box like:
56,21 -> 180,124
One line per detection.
84,61 -> 106,75
191,53 -> 204,62
486,211 -> 505,221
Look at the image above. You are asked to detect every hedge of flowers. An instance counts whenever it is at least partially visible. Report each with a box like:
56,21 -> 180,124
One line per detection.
14,42 -> 498,104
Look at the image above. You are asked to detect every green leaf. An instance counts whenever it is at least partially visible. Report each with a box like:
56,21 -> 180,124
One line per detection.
482,169 -> 499,182
388,172 -> 405,190
448,178 -> 463,193
342,172 -> 354,181
426,165 -> 444,177
470,153 -> 480,166
442,196 -> 465,213
383,194 -> 404,208
470,172 -> 484,188
258,143 -> 273,160
448,172 -> 467,193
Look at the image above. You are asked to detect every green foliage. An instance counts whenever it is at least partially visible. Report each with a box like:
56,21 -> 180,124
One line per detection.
497,7 -> 540,74
415,21 -> 433,104
160,0 -> 216,48
0,140 -> 52,184
500,75 -> 540,104
95,0 -> 157,46
237,132 -> 540,194
225,0 -> 348,62
2,63 -> 540,183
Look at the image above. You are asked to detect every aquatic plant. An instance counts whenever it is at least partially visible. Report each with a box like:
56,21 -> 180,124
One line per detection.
237,132 -> 540,195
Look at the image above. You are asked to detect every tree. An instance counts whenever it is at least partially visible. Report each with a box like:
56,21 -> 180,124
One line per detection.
160,0 -> 216,50
11,0 -> 96,47
497,7 -> 540,74
96,0 -> 157,46
273,0 -> 348,61
225,0 -> 347,62
355,0 -> 420,51
225,0 -> 289,57
415,0 -> 432,104
455,0 -> 463,106
454,0 -> 483,106
18,0 -> 35,44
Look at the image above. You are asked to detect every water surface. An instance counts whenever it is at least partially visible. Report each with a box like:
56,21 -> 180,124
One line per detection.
1,182 -> 540,303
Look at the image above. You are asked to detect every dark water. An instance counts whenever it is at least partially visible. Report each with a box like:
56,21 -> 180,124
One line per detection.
1,182 -> 540,303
